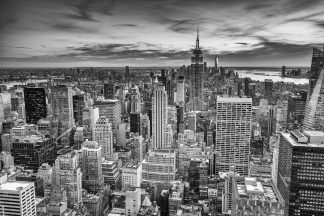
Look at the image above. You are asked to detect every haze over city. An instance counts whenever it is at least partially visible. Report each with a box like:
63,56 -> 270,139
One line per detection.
1,0 -> 324,67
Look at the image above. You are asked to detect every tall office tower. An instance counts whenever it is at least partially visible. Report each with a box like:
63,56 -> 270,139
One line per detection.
304,68 -> 324,131
309,47 -> 324,97
129,87 -> 141,113
125,66 -> 130,84
90,107 -> 100,140
11,96 -> 20,112
52,151 -> 82,209
0,181 -> 36,215
0,96 -> 4,133
264,79 -> 274,104
104,82 -> 115,99
140,114 -> 150,139
237,82 -> 243,97
215,56 -> 219,71
164,124 -> 173,148
152,83 -> 168,149
81,140 -> 104,194
244,77 -> 250,97
73,94 -> 85,126
214,97 -> 252,176
282,66 -> 286,77
278,130 -> 324,215
125,188 -> 141,216
95,116 -> 113,158
274,106 -> 288,133
187,111 -> 197,132
272,140 -> 279,186
176,79 -> 185,104
287,91 -> 307,129
94,99 -> 121,131
24,87 -> 47,124
51,85 -> 74,129
11,135 -> 56,172
176,105 -> 185,135
189,29 -> 203,111
130,113 -> 141,133
38,163 -> 53,196
142,150 -> 176,200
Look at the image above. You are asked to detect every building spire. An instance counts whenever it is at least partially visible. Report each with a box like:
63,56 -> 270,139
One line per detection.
196,26 -> 199,49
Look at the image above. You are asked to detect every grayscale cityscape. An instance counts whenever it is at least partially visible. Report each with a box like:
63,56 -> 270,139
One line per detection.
0,0 -> 324,215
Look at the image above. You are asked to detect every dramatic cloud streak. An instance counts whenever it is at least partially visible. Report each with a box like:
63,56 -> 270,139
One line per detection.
0,0 -> 323,67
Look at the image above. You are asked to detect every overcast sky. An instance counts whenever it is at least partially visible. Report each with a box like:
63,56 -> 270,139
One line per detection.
0,0 -> 324,67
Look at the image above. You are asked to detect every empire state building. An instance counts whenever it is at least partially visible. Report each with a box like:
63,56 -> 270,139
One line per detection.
189,29 -> 203,111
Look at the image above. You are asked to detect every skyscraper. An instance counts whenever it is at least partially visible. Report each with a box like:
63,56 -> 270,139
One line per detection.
214,97 -> 252,176
104,82 -> 115,100
24,87 -> 47,124
94,99 -> 121,132
264,79 -> 273,104
277,130 -> 324,215
73,94 -> 85,126
52,151 -> 82,208
81,140 -> 104,194
176,79 -> 185,104
152,83 -> 168,149
304,68 -> 324,131
94,116 -> 113,158
189,28 -> 203,111
130,113 -> 141,134
51,85 -> 74,129
309,47 -> 324,97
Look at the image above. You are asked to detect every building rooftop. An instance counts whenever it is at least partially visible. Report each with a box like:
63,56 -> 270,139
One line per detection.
124,162 -> 141,169
281,131 -> 324,148
217,96 -> 252,103
12,134 -> 49,144
234,177 -> 283,203
0,181 -> 33,192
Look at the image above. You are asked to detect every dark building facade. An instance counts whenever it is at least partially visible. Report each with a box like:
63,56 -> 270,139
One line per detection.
278,131 -> 324,215
264,79 -> 273,104
11,136 -> 56,172
73,94 -> 85,126
24,87 -> 47,124
103,82 -> 115,99
287,91 -> 307,129
130,113 -> 141,134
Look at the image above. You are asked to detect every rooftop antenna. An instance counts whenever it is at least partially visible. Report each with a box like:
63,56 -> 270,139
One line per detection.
196,26 -> 199,49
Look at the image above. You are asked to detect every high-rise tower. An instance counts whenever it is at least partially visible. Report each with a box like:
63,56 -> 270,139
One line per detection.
309,47 -> 324,97
94,116 -> 113,158
24,87 -> 47,124
189,28 -> 203,111
51,85 -> 74,129
214,97 -> 252,176
152,83 -> 168,149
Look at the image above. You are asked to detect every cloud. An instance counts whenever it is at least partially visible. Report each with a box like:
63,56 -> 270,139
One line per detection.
49,21 -> 96,33
245,3 -> 273,11
113,24 -> 138,27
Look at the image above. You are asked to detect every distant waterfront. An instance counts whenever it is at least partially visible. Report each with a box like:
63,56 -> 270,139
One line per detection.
236,70 -> 308,84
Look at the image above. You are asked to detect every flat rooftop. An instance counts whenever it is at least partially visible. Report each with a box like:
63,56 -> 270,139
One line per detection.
281,131 -> 324,148
13,135 -> 48,143
217,96 -> 252,103
235,177 -> 282,203
0,181 -> 33,192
